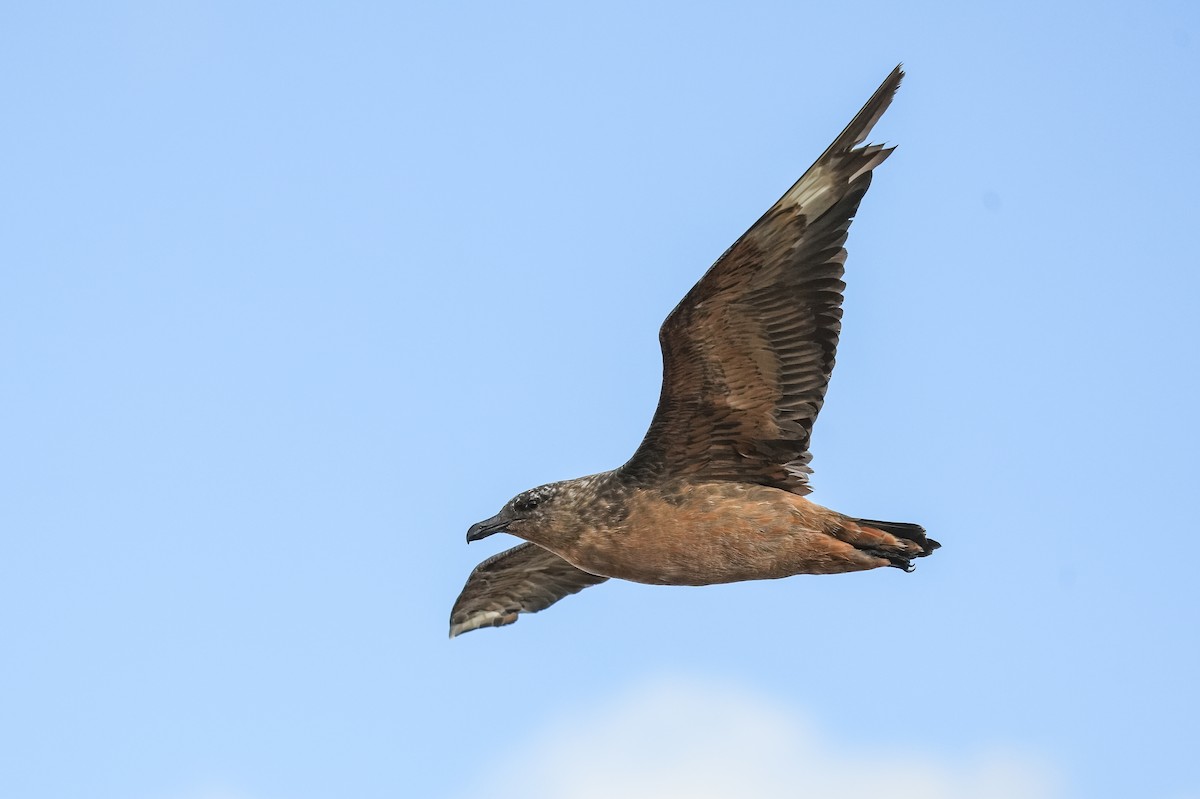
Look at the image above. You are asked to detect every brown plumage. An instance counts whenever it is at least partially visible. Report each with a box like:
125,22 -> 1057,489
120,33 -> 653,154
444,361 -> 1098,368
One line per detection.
450,66 -> 937,639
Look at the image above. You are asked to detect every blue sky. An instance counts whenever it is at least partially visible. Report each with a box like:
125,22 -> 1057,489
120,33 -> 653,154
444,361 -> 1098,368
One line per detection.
2,2 -> 1198,798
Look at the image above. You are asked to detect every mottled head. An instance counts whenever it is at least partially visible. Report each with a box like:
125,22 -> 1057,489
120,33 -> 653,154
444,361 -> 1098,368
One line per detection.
465,476 -> 611,548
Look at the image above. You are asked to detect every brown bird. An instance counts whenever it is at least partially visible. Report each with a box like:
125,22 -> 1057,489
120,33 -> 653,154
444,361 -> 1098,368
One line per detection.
450,66 -> 937,638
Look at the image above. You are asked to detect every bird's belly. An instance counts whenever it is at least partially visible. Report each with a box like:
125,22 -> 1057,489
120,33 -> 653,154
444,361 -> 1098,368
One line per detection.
567,483 -> 847,586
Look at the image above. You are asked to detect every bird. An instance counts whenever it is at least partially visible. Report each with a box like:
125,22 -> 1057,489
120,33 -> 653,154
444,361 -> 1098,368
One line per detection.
450,65 -> 936,638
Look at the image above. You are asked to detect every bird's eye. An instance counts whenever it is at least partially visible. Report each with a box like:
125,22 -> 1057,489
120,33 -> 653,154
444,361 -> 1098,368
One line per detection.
515,495 -> 540,512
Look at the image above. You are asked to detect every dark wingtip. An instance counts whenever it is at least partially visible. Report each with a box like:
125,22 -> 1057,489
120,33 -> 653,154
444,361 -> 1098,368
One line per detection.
819,66 -> 906,161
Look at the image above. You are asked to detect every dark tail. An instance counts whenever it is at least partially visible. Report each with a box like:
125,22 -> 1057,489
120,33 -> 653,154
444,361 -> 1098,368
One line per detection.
855,518 -> 941,558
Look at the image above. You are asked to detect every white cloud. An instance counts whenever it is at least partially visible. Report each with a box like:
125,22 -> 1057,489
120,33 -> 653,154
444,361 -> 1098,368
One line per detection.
467,676 -> 1062,799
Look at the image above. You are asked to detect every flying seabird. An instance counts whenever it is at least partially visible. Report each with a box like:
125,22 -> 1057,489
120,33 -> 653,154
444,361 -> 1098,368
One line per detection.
450,66 -> 937,638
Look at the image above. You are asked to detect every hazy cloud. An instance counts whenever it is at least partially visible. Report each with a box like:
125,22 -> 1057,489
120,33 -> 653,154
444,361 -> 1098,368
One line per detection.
468,676 -> 1061,799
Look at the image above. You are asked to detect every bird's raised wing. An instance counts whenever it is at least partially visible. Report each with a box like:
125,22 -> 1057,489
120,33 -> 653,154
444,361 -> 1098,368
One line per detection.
621,67 -> 903,496
449,542 -> 608,637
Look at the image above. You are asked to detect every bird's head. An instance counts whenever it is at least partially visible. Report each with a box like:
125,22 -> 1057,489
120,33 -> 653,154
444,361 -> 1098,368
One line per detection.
466,477 -> 612,547
465,483 -> 567,544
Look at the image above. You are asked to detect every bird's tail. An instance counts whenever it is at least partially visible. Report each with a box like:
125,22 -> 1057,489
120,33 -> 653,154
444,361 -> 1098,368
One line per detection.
855,518 -> 941,560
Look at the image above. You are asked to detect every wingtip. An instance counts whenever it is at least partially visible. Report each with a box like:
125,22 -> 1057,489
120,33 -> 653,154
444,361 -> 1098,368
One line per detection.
448,608 -> 520,638
448,617 -> 479,639
821,66 -> 905,160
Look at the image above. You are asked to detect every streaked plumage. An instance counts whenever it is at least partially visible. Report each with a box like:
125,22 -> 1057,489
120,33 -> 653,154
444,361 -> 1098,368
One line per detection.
450,66 -> 937,638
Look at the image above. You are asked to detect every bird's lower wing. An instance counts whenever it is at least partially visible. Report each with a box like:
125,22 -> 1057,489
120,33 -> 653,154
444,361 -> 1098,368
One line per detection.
449,542 -> 609,637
